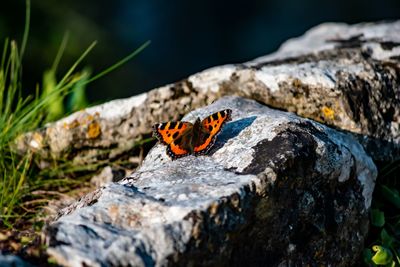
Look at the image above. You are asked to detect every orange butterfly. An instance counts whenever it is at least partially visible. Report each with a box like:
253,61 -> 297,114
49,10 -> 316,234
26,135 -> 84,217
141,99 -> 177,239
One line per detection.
152,109 -> 232,160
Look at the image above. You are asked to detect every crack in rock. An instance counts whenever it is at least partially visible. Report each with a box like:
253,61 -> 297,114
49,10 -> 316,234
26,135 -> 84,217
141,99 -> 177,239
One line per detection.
46,96 -> 377,267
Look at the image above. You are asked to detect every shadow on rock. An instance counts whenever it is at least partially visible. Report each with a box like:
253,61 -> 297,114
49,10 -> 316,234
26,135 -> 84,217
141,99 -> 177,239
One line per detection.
210,116 -> 257,153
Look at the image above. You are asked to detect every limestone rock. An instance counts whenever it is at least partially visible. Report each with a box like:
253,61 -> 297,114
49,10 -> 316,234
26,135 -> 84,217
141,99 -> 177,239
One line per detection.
17,21 -> 400,164
0,253 -> 34,267
46,96 -> 377,266
90,166 -> 127,188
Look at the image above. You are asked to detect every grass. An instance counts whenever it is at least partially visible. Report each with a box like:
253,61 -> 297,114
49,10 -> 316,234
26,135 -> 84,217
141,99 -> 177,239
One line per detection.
0,1 -> 399,266
0,0 -> 150,232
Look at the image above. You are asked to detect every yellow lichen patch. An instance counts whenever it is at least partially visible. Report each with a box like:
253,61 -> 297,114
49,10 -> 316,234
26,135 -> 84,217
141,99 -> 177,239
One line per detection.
63,119 -> 80,129
87,121 -> 101,139
63,112 -> 100,130
321,106 -> 335,120
83,114 -> 94,124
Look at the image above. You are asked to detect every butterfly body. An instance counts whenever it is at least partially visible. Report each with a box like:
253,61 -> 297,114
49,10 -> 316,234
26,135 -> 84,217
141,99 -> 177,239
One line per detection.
153,109 -> 232,160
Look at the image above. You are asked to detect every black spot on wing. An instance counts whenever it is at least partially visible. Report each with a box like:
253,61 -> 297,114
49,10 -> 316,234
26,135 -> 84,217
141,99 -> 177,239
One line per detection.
172,132 -> 179,139
177,122 -> 183,129
159,123 -> 166,130
208,125 -> 213,132
212,113 -> 219,120
220,110 -> 226,117
175,136 -> 182,144
169,122 -> 177,129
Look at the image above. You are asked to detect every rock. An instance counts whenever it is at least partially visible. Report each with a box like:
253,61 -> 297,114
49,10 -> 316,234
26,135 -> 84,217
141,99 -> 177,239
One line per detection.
17,21 -> 400,164
234,21 -> 400,161
0,253 -> 34,267
90,166 -> 127,188
46,96 -> 377,266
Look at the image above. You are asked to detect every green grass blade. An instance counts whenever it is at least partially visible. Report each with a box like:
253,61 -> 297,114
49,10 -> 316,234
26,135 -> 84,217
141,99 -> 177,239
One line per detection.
51,31 -> 69,72
85,40 -> 150,84
19,0 -> 30,61
56,41 -> 97,91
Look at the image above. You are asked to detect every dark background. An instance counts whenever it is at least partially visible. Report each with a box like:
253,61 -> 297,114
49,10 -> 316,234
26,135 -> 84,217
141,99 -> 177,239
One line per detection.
1,0 -> 399,104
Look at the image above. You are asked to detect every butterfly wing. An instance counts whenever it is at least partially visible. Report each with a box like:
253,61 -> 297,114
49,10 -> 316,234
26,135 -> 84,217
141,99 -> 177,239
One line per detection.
166,130 -> 193,159
194,109 -> 232,155
152,121 -> 193,159
152,121 -> 191,144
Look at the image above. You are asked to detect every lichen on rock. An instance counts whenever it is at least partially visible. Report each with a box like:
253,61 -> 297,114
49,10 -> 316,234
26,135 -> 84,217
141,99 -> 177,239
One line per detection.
8,20 -> 400,266
46,96 -> 377,266
17,21 -> 400,164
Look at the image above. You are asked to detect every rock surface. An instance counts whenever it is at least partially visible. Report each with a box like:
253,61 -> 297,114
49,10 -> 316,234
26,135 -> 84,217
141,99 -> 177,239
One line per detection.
0,253 -> 34,267
18,20 -> 400,163
47,96 -> 377,266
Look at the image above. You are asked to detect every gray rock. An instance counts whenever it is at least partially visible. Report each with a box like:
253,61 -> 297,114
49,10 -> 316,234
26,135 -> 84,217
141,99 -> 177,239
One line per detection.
0,253 -> 35,267
90,166 -> 128,188
17,21 -> 400,163
47,96 -> 377,266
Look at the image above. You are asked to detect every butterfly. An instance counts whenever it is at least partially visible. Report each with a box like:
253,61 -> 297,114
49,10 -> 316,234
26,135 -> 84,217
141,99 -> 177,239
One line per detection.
152,109 -> 232,160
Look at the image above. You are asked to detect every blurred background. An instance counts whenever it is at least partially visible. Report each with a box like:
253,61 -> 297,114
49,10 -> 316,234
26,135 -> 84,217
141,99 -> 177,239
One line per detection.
0,0 -> 399,104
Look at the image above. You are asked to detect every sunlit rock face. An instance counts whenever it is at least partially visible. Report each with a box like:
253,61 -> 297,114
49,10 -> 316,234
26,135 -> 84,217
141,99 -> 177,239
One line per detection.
47,96 -> 376,267
19,21 -> 400,164
9,20 -> 399,266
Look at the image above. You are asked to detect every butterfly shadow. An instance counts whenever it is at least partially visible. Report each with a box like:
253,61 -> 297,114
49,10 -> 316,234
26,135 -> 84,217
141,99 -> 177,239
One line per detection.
209,116 -> 257,154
